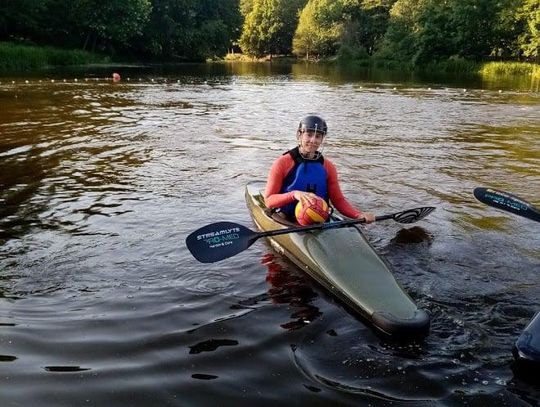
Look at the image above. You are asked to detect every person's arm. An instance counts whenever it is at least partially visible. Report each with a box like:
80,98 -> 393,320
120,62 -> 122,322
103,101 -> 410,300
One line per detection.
325,160 -> 375,222
264,156 -> 296,208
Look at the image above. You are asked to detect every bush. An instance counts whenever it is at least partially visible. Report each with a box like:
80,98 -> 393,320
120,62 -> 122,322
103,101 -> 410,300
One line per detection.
0,42 -> 109,72
335,44 -> 369,64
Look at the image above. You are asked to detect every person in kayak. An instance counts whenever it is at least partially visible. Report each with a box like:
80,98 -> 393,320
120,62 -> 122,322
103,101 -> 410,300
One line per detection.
264,115 -> 376,223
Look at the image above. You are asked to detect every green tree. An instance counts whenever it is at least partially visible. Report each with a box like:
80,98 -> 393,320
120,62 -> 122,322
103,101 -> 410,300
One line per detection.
450,0 -> 499,60
415,1 -> 459,63
377,0 -> 538,64
377,0 -> 498,64
375,0 -> 431,62
340,0 -> 397,55
135,0 -> 192,58
518,0 -> 539,60
70,0 -> 151,52
27,0 -> 153,53
293,0 -> 345,58
239,0 -> 306,57
492,0 -> 526,59
0,0 -> 50,43
193,0 -> 243,58
133,0 -> 241,60
240,0 -> 255,16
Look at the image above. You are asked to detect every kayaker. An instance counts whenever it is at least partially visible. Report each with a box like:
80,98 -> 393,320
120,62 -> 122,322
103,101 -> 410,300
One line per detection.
264,115 -> 376,223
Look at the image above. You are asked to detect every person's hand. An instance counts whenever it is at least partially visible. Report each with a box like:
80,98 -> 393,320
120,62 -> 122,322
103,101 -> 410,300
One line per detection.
292,190 -> 318,207
358,211 -> 375,223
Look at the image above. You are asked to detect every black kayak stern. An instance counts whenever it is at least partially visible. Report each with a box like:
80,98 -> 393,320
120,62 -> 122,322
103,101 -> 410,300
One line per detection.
372,309 -> 430,339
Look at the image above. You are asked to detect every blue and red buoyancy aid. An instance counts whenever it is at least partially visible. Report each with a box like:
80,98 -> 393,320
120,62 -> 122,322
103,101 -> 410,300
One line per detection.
279,147 -> 328,217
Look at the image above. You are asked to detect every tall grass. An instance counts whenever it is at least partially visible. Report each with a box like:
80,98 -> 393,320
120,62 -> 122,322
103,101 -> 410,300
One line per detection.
415,60 -> 540,78
333,48 -> 540,79
480,61 -> 540,78
0,42 -> 109,72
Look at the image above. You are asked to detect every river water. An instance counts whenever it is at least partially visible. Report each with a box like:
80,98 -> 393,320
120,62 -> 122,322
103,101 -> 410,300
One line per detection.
1,63 -> 539,406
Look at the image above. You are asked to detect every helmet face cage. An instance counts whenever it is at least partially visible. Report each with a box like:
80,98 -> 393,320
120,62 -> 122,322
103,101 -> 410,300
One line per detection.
297,115 -> 327,159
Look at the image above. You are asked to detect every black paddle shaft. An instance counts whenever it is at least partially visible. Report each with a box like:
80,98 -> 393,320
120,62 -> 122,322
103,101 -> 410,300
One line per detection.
186,206 -> 435,263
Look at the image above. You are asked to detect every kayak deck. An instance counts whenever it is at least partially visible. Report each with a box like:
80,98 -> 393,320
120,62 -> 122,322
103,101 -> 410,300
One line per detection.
245,181 -> 430,338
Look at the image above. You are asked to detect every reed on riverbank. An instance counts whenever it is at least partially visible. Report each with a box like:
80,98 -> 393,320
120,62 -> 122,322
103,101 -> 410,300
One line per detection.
480,62 -> 540,78
335,52 -> 540,79
0,42 -> 109,72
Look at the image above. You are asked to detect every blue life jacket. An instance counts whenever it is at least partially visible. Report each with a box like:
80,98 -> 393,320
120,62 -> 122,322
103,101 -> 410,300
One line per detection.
279,147 -> 328,217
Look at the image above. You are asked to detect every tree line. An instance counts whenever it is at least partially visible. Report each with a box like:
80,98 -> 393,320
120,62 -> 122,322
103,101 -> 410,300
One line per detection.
0,0 -> 242,61
1,0 -> 538,64
240,0 -> 539,64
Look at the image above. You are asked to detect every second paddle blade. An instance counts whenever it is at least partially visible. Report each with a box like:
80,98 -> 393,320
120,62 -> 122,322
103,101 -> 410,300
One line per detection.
186,221 -> 259,263
391,207 -> 435,224
474,187 -> 540,223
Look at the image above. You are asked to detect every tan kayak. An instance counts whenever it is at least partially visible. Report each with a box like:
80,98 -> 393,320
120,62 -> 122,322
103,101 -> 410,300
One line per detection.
245,181 -> 430,338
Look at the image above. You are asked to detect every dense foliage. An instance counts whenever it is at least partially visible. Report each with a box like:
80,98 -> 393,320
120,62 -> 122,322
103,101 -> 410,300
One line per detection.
292,0 -> 344,58
0,0 -> 241,61
376,0 -> 539,64
1,0 -> 538,63
239,0 -> 307,57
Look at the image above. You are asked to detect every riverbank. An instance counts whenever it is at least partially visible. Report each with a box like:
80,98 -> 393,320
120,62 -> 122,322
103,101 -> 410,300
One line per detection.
224,51 -> 540,80
2,42 -> 538,83
337,54 -> 540,80
0,42 -> 109,73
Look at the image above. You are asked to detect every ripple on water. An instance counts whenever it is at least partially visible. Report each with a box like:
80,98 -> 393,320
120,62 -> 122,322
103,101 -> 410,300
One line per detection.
292,321 -> 448,404
179,269 -> 237,294
1,69 -> 539,407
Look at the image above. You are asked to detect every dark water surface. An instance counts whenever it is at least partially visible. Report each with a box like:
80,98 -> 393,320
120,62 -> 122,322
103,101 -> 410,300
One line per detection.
1,63 -> 539,406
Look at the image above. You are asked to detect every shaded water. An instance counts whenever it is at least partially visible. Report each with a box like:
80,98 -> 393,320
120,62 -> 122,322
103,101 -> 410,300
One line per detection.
1,63 -> 539,406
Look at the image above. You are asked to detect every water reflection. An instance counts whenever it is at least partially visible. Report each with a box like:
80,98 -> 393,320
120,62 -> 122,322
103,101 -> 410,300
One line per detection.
44,365 -> 91,372
191,373 -> 219,380
189,339 -> 239,354
230,253 -> 322,331
5,61 -> 539,92
0,86 -> 152,245
261,253 -> 322,331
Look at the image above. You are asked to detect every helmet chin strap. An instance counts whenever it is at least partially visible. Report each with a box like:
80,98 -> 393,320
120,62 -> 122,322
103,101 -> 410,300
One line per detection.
299,142 -> 324,160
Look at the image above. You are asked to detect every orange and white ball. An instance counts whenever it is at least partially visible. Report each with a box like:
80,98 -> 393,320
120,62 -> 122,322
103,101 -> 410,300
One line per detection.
295,196 -> 330,226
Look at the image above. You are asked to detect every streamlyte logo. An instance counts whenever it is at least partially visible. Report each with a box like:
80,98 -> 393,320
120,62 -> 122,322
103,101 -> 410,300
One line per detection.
486,189 -> 528,211
197,227 -> 241,248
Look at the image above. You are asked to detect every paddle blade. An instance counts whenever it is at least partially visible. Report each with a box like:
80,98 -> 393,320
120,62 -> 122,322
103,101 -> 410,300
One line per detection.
391,207 -> 435,224
474,187 -> 540,223
186,222 -> 259,263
